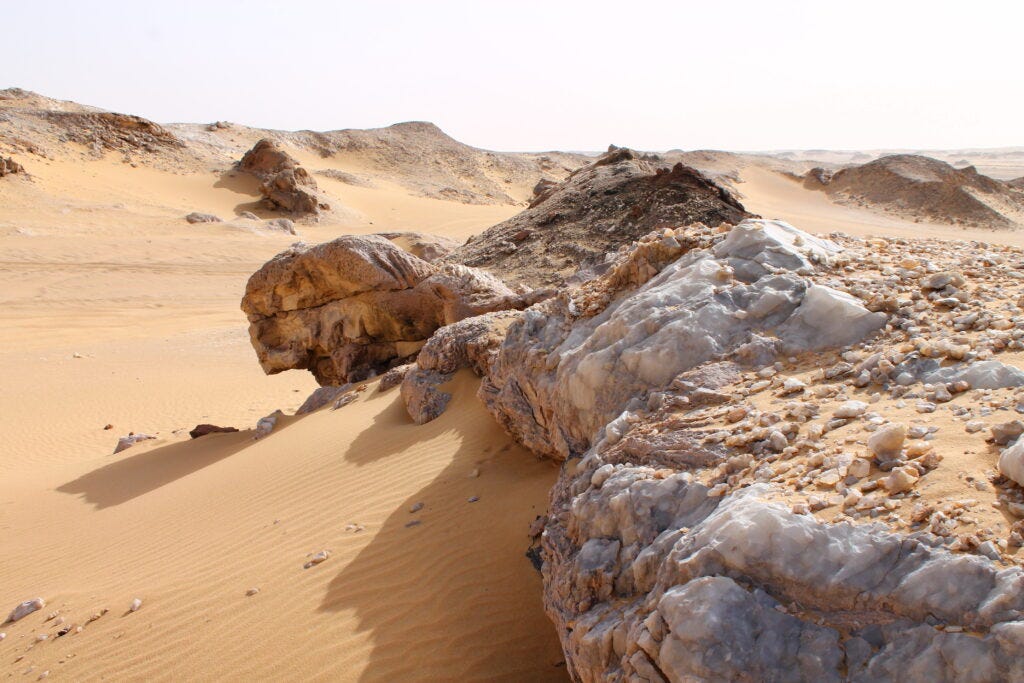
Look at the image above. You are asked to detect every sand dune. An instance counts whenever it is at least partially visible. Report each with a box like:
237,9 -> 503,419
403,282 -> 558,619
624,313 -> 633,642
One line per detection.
0,372 -> 564,681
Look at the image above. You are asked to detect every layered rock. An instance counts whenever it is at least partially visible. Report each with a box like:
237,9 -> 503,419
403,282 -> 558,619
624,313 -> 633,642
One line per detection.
446,147 -> 752,288
241,234 -> 530,385
237,138 -> 328,216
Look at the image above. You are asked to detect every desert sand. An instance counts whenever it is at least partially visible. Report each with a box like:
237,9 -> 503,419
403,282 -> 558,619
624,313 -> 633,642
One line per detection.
4,94 -> 1024,680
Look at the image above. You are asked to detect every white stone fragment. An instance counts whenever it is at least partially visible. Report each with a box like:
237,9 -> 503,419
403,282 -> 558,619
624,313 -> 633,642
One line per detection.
999,439 -> 1024,486
5,598 -> 44,624
834,401 -> 869,419
924,360 -> 1024,390
868,423 -> 906,459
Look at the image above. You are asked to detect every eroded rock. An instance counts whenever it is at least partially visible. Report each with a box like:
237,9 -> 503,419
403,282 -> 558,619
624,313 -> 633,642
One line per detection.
481,220 -> 885,460
242,235 -> 529,385
237,138 -> 328,216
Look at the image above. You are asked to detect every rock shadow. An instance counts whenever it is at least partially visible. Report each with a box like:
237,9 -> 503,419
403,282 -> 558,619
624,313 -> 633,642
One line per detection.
57,430 -> 258,509
321,379 -> 568,681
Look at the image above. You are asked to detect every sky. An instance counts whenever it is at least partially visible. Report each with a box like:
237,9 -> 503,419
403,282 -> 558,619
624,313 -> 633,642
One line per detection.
5,0 -> 1023,152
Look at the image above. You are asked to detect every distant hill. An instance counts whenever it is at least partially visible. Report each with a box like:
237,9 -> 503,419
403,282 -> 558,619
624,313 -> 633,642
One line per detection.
801,154 -> 1024,228
0,88 -> 586,206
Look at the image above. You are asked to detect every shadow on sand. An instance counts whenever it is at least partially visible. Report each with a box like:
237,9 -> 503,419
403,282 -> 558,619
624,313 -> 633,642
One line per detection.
318,381 -> 568,681
57,429 -> 258,509
212,170 -> 267,218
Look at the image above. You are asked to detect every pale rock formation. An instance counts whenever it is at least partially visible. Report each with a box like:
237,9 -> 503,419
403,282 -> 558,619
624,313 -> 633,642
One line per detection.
481,220 -> 886,460
472,219 -> 1024,681
400,311 -> 520,423
242,235 -> 529,385
377,231 -> 459,263
255,410 -> 283,439
546,469 -> 1024,682
296,385 -> 353,415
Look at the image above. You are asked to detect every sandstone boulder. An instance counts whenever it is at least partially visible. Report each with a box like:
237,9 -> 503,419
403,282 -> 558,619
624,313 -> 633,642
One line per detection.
242,235 -> 529,385
237,138 -> 328,216
0,156 -> 24,177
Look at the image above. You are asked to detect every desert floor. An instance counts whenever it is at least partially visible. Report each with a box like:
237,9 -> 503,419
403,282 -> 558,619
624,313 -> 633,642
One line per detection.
2,153 -> 1022,680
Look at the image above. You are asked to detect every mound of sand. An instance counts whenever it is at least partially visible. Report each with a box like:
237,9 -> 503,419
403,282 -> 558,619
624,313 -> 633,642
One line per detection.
805,154 -> 1024,228
447,147 -> 752,288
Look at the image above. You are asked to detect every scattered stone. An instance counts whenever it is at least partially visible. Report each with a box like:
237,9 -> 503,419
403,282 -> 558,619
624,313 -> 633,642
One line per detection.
114,433 -> 155,454
255,410 -> 284,439
304,550 -> 330,569
129,598 -> 142,613
868,423 -> 906,459
990,420 -> 1024,446
5,598 -> 44,624
188,424 -> 239,439
409,502 -> 424,513
833,400 -> 868,419
881,466 -> 920,493
246,588 -> 260,597
468,496 -> 480,503
184,212 -> 222,224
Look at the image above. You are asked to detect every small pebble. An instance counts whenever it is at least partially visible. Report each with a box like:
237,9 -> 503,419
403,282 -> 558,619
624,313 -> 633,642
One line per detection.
246,588 -> 260,597
304,550 -> 330,569
468,496 -> 480,503
409,502 -> 424,513
129,598 -> 143,613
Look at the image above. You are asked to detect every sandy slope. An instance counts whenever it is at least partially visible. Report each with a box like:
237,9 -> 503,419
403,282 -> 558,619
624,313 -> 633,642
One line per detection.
0,154 -> 568,680
0,372 -> 564,681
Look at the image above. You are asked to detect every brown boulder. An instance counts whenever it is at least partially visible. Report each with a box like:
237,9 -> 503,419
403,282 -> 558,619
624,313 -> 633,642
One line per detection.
237,138 -> 329,216
0,156 -> 24,177
241,235 -> 529,385
189,424 -> 239,439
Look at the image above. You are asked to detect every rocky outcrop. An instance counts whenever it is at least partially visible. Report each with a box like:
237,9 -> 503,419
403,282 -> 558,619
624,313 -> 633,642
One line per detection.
446,148 -> 752,288
241,235 -> 532,385
0,156 -> 23,177
184,211 -> 222,224
475,218 -> 1024,681
481,220 -> 884,461
806,154 -> 1024,228
237,138 -> 328,216
377,231 -> 459,263
400,311 -> 520,424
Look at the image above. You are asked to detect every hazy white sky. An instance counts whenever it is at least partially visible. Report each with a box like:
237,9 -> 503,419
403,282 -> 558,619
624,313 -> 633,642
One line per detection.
5,0 -> 1022,151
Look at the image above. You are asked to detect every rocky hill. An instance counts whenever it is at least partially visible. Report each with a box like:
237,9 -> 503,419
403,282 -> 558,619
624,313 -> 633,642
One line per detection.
803,154 -> 1024,228
447,147 -> 753,288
